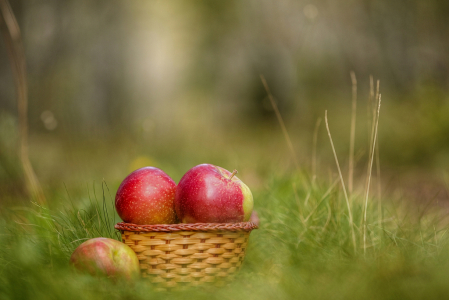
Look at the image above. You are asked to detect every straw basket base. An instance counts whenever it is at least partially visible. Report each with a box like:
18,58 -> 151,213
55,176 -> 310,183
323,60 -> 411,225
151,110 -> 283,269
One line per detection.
116,222 -> 257,291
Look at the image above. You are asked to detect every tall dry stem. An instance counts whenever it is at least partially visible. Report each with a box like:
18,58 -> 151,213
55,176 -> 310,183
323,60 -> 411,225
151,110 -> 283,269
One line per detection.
367,80 -> 379,159
260,74 -> 300,171
364,80 -> 380,213
348,71 -> 357,195
312,117 -> 321,184
376,132 -> 382,227
368,76 -> 374,136
363,94 -> 382,255
325,110 -> 356,253
369,76 -> 383,236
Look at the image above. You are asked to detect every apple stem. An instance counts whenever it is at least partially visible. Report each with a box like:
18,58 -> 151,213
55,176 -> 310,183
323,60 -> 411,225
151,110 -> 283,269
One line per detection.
229,169 -> 238,180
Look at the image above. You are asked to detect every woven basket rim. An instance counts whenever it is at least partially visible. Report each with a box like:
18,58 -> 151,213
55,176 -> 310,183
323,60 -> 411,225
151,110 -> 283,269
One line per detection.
115,221 -> 258,232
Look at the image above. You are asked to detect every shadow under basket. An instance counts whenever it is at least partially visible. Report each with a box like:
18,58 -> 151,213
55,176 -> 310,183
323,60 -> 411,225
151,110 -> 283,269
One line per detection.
115,222 -> 258,290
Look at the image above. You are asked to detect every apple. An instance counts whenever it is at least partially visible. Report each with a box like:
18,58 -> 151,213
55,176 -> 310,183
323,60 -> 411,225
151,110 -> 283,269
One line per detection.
70,237 -> 140,280
115,167 -> 177,224
175,164 -> 253,223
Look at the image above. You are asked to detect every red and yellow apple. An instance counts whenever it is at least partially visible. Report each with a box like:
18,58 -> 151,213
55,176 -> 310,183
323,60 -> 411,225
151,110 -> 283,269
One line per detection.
175,164 -> 253,223
70,237 -> 140,280
115,167 -> 177,225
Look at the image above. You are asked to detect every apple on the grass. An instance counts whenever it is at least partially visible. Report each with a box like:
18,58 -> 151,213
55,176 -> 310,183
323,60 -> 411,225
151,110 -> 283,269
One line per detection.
70,237 -> 140,280
115,167 -> 177,225
175,164 -> 253,223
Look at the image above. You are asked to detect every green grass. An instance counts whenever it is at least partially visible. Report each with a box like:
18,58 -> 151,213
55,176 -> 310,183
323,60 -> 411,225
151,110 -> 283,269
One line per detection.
1,170 -> 449,300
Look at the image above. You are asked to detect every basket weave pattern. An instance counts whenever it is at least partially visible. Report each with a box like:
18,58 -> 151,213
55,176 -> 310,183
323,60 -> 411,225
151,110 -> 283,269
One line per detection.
116,222 -> 257,290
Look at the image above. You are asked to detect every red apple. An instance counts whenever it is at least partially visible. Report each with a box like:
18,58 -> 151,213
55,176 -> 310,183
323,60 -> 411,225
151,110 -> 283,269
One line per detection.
115,167 -> 176,225
70,237 -> 140,280
175,164 -> 253,223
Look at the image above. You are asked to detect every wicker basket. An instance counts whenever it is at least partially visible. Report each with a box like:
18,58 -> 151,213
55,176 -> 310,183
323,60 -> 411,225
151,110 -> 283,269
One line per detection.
115,222 -> 258,290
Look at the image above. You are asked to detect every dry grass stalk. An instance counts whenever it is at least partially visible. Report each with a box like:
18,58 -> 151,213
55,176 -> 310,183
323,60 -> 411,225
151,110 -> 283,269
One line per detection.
374,87 -> 382,232
363,94 -> 382,254
376,124 -> 382,232
312,117 -> 321,184
368,76 -> 383,234
0,0 -> 46,204
368,76 -> 374,135
325,110 -> 357,253
364,80 -> 380,226
366,79 -> 379,158
348,71 -> 357,195
260,74 -> 300,171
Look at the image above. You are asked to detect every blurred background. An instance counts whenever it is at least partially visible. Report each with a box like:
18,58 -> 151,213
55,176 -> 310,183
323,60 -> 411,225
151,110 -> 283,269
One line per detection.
1,0 -> 449,206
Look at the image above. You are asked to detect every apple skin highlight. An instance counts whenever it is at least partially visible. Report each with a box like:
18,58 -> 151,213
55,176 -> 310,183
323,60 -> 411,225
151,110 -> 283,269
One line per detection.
115,167 -> 177,225
175,164 -> 254,223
